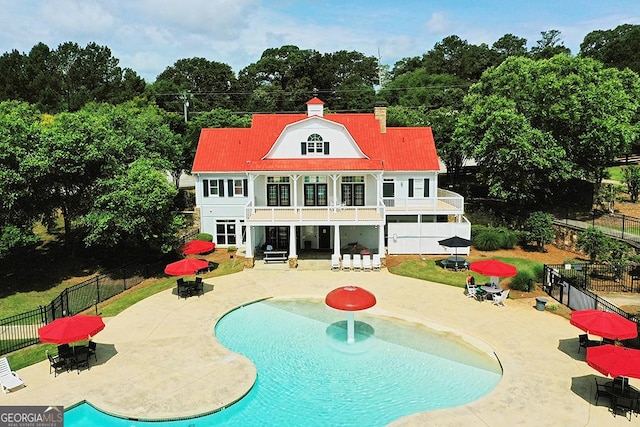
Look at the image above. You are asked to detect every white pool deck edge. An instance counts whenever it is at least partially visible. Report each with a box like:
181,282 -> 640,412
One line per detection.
1,267 -> 634,426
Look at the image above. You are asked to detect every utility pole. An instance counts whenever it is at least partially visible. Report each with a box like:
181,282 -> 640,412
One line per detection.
180,91 -> 189,123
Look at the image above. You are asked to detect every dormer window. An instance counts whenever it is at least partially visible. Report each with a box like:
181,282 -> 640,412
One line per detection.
301,133 -> 330,155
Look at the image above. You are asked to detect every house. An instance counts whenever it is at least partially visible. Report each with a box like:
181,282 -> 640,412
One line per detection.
192,98 -> 470,267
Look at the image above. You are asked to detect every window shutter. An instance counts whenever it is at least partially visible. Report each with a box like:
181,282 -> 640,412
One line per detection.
301,142 -> 307,155
228,180 -> 234,197
203,180 -> 209,197
243,178 -> 248,196
408,179 -> 414,197
324,141 -> 330,155
218,179 -> 225,197
423,179 -> 429,197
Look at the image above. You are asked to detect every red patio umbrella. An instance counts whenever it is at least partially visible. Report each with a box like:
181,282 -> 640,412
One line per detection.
182,240 -> 215,255
570,309 -> 638,340
469,259 -> 517,286
587,344 -> 640,380
38,314 -> 105,344
164,258 -> 209,276
326,286 -> 376,344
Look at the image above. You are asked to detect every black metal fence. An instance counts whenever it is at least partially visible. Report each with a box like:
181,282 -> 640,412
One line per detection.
0,261 -> 163,356
543,264 -> 640,349
543,262 -> 640,294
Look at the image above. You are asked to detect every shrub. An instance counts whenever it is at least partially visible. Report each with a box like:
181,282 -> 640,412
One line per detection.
196,233 -> 213,242
496,227 -> 518,249
473,230 -> 503,251
227,245 -> 237,252
510,270 -> 534,292
531,264 -> 544,282
471,224 -> 488,240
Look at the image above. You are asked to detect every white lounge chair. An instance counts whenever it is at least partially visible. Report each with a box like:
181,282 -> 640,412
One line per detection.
352,254 -> 362,271
342,253 -> 352,271
465,283 -> 478,298
372,254 -> 381,271
492,289 -> 510,307
0,357 -> 24,393
331,254 -> 341,271
362,254 -> 372,271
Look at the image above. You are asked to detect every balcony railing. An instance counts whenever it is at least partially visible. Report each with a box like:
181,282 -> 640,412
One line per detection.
245,202 -> 384,223
384,189 -> 463,213
244,188 -> 464,223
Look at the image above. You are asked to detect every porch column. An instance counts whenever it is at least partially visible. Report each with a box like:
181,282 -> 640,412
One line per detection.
289,224 -> 297,258
378,224 -> 385,257
245,225 -> 253,258
333,225 -> 341,256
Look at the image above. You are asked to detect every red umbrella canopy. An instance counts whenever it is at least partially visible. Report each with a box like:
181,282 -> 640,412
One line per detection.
182,240 -> 215,255
587,344 -> 640,379
164,259 -> 209,276
469,259 -> 517,277
570,309 -> 638,340
325,286 -> 377,311
38,314 -> 105,344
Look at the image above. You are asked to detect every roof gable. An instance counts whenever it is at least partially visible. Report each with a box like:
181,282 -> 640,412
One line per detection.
263,116 -> 368,160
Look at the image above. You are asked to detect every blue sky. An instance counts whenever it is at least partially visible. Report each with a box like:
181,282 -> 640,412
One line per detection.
1,0 -> 639,82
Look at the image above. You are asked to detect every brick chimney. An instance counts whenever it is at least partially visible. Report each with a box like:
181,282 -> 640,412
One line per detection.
374,101 -> 387,133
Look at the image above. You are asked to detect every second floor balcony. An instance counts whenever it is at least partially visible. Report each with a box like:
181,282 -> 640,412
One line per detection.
244,188 -> 464,224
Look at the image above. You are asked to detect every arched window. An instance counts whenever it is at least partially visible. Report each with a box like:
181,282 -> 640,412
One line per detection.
300,133 -> 329,155
307,134 -> 323,153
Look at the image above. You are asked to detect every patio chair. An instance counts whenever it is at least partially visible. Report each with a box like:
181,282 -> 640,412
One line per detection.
87,340 -> 97,362
0,357 -> 25,393
362,254 -> 372,272
342,253 -> 352,271
594,377 -> 612,406
352,254 -> 362,271
47,350 -> 67,377
578,334 -> 601,353
465,283 -> 478,299
193,277 -> 204,297
331,254 -> 341,271
176,278 -> 189,299
492,289 -> 510,307
372,254 -> 381,271
74,347 -> 90,374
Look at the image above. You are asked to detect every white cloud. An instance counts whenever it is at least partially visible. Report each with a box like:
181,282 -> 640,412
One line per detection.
41,0 -> 115,35
425,12 -> 449,34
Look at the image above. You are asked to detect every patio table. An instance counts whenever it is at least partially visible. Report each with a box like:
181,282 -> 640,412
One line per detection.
440,256 -> 468,271
478,285 -> 503,301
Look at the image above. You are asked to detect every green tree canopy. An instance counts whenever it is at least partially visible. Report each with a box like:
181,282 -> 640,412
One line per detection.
455,55 -> 640,204
580,24 -> 640,74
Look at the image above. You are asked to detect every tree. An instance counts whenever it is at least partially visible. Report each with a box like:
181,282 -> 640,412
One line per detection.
81,158 -> 183,253
150,57 -> 236,114
422,35 -> 501,81
530,30 -> 571,59
492,34 -> 528,59
622,166 -> 640,203
581,24 -> 640,74
522,211 -> 554,252
0,101 -> 43,258
455,55 -> 640,204
577,227 -> 609,263
379,70 -> 468,109
425,107 -> 465,182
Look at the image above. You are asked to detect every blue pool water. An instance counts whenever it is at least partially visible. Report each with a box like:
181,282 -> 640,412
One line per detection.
65,299 -> 502,426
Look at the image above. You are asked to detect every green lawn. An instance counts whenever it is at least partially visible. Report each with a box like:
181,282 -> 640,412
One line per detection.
389,256 -> 543,289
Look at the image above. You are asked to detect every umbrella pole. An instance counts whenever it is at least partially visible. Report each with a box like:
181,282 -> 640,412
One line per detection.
347,312 -> 355,344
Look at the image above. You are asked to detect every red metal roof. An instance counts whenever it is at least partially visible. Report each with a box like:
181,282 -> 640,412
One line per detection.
192,109 -> 439,173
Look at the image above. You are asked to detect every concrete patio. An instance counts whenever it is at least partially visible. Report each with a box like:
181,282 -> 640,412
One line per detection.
1,266 -> 636,425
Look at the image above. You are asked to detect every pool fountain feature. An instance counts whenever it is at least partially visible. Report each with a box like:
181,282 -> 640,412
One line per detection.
325,285 -> 376,343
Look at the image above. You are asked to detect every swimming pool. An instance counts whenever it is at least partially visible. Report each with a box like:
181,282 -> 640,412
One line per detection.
65,299 -> 502,426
